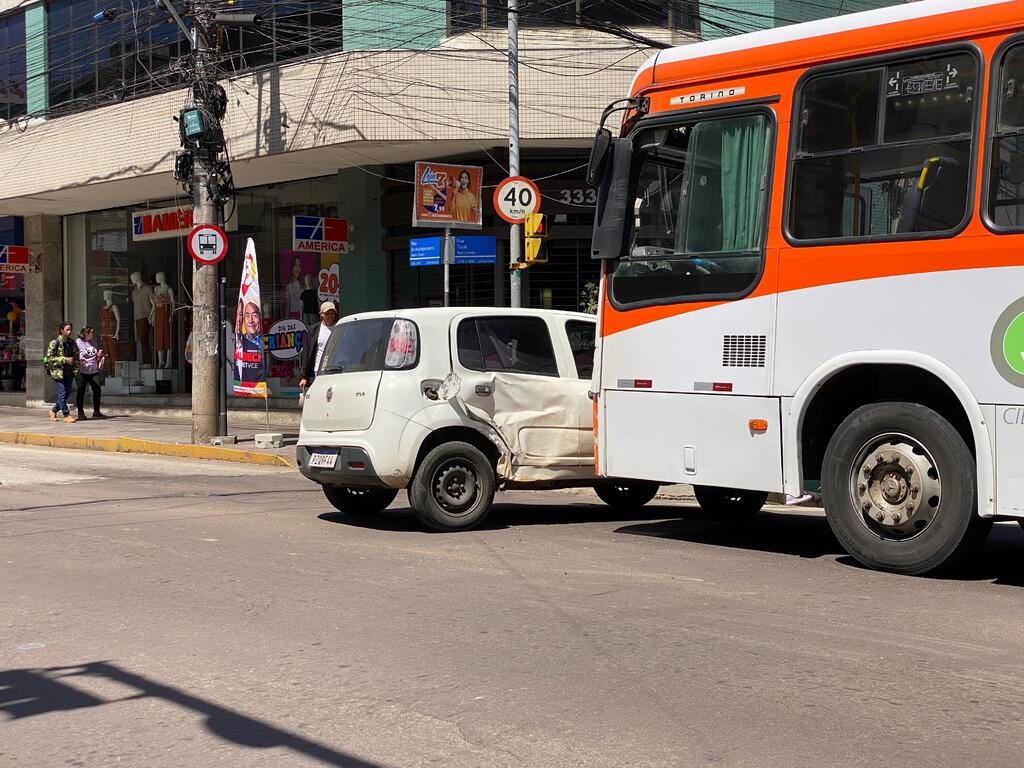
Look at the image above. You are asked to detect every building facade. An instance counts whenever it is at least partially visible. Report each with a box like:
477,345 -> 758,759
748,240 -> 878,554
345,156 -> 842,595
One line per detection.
0,0 -> 900,412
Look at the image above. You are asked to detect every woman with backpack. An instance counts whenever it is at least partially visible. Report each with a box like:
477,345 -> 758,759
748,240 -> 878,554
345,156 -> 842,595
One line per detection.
43,321 -> 78,423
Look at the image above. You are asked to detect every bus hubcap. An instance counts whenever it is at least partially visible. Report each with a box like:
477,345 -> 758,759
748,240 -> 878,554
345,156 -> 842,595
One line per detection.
852,435 -> 941,539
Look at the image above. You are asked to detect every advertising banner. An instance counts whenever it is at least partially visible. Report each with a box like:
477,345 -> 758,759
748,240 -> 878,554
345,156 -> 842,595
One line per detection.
413,162 -> 483,229
233,238 -> 268,398
131,205 -> 194,241
292,216 -> 352,254
0,245 -> 29,273
266,318 -> 308,361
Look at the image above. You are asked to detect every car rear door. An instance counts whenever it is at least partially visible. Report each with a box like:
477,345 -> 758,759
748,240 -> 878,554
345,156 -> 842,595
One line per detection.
451,314 -> 583,465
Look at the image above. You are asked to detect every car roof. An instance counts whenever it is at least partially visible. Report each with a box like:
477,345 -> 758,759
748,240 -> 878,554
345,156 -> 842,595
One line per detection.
339,307 -> 596,323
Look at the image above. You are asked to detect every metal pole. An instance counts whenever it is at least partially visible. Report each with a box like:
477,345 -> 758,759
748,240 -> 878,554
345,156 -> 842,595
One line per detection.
190,2 -> 220,444
443,228 -> 452,307
217,274 -> 227,437
507,0 -> 522,308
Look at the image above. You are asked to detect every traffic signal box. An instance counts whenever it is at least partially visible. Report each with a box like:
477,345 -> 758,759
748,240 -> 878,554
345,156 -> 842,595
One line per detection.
524,212 -> 548,265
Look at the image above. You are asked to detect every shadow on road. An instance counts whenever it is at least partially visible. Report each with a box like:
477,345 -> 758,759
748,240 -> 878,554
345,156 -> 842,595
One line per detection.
318,497 -> 679,533
0,661 -> 381,767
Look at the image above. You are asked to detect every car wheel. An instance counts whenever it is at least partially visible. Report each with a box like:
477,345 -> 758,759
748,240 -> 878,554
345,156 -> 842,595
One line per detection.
693,486 -> 768,516
409,441 -> 496,531
594,480 -> 659,510
821,402 -> 985,575
322,485 -> 399,515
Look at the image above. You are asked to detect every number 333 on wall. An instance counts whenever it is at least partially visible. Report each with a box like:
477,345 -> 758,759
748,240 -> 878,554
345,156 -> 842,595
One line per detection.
558,188 -> 597,205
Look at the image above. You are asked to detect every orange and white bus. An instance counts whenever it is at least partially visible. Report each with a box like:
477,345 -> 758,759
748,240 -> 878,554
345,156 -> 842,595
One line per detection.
587,0 -> 1024,574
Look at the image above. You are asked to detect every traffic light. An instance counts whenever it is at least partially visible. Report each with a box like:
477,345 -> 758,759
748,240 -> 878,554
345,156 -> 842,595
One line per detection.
524,212 -> 547,264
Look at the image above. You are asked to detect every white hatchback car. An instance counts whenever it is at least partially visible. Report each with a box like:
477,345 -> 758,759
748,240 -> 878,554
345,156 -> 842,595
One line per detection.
297,307 -> 659,530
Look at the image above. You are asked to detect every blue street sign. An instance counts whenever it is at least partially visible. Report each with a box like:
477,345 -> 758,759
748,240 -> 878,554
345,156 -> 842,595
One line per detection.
453,236 -> 497,265
410,237 -> 442,267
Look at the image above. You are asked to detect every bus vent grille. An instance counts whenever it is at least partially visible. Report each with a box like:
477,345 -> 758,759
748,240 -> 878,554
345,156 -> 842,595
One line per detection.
722,335 -> 766,368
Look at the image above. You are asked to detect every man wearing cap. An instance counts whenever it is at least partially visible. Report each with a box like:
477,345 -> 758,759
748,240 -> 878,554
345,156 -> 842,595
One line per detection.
300,301 -> 339,390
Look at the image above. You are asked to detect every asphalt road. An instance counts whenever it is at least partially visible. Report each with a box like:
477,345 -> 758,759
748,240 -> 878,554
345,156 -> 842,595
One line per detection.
3,444 -> 1024,768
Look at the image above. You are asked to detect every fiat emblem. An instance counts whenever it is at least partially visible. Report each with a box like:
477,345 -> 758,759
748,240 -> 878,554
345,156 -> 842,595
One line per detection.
325,387 -> 333,403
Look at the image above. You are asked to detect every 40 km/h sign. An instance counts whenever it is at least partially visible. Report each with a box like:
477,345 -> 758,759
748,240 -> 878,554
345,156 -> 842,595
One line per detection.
493,176 -> 541,224
186,223 -> 227,265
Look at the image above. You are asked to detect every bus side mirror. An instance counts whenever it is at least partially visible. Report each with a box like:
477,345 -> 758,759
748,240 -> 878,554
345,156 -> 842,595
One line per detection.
591,138 -> 635,260
587,128 -> 612,187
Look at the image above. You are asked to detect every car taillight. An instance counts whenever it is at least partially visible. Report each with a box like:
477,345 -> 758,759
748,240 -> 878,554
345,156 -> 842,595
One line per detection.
384,319 -> 417,369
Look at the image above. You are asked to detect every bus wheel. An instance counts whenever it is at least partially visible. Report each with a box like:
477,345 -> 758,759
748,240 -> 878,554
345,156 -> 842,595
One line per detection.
594,481 -> 659,510
693,486 -> 768,516
821,402 -> 984,575
323,486 -> 398,516
409,441 -> 496,532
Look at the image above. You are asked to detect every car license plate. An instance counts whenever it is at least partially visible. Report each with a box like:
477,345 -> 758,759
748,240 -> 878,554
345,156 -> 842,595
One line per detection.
308,451 -> 338,469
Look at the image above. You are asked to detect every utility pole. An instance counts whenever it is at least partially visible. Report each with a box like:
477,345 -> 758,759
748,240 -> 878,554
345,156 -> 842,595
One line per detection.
163,1 -> 255,443
507,0 -> 522,308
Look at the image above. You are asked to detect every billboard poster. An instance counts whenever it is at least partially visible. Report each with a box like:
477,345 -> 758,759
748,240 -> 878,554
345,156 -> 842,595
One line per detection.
412,161 -> 483,229
292,216 -> 352,254
233,238 -> 268,398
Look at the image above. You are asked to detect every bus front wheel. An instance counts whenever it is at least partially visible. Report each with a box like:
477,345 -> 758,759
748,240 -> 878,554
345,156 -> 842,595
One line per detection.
821,402 -> 987,576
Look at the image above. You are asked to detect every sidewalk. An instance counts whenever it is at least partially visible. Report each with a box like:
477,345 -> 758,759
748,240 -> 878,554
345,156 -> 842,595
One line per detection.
0,405 -> 296,467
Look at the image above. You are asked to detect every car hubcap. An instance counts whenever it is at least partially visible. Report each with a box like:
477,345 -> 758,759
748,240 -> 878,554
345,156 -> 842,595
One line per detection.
433,462 -> 478,516
850,434 -> 941,539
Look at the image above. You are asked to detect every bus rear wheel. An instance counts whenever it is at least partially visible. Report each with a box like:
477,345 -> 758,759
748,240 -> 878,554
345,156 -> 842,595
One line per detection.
821,402 -> 986,576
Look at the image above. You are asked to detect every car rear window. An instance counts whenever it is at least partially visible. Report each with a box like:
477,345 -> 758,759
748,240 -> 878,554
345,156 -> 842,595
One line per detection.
319,319 -> 394,375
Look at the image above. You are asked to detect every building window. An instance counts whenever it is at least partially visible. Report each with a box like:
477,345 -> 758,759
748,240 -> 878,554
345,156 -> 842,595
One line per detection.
789,50 -> 978,242
448,0 -> 689,34
0,10 -> 27,122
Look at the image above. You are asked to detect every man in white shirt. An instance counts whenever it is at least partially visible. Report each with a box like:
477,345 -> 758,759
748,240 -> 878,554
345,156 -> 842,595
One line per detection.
299,301 -> 339,389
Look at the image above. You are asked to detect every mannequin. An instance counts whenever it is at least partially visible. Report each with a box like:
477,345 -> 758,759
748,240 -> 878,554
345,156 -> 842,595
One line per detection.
99,290 -> 120,376
130,272 -> 155,367
300,274 -> 318,328
153,272 -> 176,368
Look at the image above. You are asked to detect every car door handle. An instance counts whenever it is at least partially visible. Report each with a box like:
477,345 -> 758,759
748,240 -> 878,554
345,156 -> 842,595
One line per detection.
475,384 -> 492,396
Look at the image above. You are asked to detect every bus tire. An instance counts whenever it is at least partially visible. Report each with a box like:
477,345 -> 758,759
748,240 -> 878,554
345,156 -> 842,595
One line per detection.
693,486 -> 768,516
322,486 -> 398,516
594,480 -> 659,510
821,402 -> 985,575
409,441 -> 496,532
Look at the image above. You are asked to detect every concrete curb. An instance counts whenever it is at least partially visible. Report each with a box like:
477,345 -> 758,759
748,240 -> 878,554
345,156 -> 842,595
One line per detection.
0,431 -> 294,468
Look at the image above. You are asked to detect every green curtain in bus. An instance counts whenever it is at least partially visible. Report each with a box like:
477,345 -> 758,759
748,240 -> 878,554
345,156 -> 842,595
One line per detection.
680,114 -> 767,254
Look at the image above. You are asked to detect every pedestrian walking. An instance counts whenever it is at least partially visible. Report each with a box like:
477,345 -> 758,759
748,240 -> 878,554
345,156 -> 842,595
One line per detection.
75,326 -> 107,420
299,301 -> 339,391
43,321 -> 78,423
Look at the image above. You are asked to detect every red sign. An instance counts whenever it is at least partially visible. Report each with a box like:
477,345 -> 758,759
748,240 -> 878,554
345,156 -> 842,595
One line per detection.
493,176 -> 541,224
132,205 -> 194,241
0,245 -> 29,274
413,161 -> 483,229
186,224 -> 227,265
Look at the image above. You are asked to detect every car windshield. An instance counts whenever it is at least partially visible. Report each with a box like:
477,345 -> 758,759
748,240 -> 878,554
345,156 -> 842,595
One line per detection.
610,113 -> 770,305
319,318 -> 393,375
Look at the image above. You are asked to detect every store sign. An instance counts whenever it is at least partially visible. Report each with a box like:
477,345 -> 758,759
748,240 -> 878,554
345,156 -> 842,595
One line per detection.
293,216 -> 352,253
317,263 -> 340,303
132,206 -> 194,241
413,161 -> 483,229
0,245 -> 29,273
266,318 -> 307,361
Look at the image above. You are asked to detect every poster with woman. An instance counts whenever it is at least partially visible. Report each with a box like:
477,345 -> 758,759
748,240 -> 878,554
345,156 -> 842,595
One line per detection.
412,162 -> 483,229
280,252 -> 319,320
233,238 -> 268,398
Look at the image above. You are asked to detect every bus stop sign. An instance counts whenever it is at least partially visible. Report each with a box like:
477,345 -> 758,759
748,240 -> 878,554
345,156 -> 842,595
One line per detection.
187,223 -> 227,265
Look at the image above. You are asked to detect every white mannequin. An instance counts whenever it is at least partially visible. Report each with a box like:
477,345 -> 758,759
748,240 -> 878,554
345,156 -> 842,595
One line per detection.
100,289 -> 121,377
153,272 -> 176,368
130,271 -> 155,368
101,290 -> 121,339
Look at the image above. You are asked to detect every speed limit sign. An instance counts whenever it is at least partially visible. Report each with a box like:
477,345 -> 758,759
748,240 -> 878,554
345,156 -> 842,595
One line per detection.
493,176 -> 541,224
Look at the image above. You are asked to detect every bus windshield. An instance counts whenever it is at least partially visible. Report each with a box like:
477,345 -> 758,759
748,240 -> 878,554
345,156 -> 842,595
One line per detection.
611,112 -> 771,306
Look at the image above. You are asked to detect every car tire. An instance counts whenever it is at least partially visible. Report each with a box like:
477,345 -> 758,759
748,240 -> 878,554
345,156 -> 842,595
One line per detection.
322,485 -> 399,516
693,486 -> 768,516
594,480 -> 659,510
409,441 -> 496,532
821,402 -> 985,575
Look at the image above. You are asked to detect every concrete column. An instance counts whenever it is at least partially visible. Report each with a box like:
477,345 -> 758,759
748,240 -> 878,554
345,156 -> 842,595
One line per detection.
336,168 -> 386,314
24,215 -> 63,406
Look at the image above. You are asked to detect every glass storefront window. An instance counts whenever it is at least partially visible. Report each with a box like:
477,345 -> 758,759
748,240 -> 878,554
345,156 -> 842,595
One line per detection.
1,216 -> 26,391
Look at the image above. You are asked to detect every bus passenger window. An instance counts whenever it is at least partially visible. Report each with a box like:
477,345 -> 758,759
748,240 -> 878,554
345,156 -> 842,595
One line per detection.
988,45 -> 1024,230
791,51 -> 977,241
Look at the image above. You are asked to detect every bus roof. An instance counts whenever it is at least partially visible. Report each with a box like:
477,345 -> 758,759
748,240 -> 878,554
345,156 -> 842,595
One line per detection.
632,0 -> 1022,93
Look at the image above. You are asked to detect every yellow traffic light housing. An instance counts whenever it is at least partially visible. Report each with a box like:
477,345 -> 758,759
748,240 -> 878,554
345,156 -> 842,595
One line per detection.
524,212 -> 547,264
